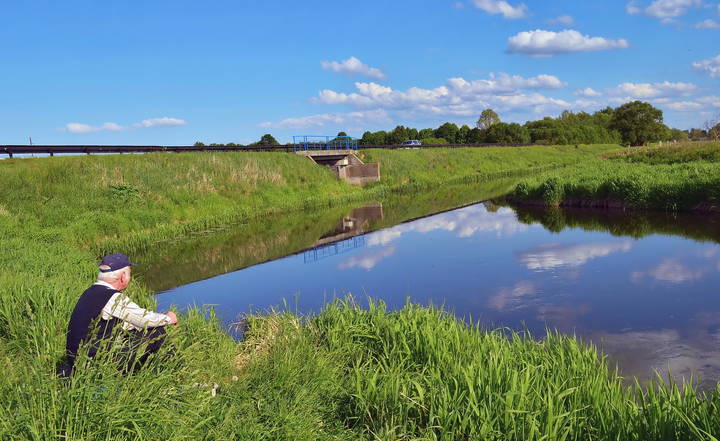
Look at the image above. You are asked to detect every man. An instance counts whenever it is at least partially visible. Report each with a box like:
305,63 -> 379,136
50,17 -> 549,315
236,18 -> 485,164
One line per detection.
59,253 -> 178,377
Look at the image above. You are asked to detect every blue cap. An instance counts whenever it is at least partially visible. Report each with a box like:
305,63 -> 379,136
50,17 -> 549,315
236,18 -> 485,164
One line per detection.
99,253 -> 136,273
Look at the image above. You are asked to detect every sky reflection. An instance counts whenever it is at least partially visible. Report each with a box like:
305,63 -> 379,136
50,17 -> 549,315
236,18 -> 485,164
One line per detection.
155,202 -> 720,386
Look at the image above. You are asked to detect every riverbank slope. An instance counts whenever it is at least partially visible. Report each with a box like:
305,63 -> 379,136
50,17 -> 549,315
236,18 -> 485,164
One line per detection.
7,144 -> 720,440
509,141 -> 720,212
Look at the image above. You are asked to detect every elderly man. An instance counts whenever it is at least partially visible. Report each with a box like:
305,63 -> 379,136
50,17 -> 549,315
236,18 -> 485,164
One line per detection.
60,253 -> 177,376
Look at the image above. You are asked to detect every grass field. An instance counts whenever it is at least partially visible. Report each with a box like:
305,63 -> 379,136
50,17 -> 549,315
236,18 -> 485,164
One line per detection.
611,141 -> 720,165
510,142 -> 720,212
7,144 -> 720,440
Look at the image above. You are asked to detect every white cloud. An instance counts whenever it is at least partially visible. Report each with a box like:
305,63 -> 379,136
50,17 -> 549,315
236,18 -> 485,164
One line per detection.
65,122 -> 124,133
695,19 -> 720,29
312,73 -> 568,115
470,0 -> 528,19
693,54 -> 720,78
264,69 -> 591,128
666,101 -> 704,111
627,1 -> 642,14
547,14 -> 575,25
607,81 -> 699,98
628,0 -> 702,22
133,117 -> 187,128
697,95 -> 720,108
646,0 -> 702,21
321,56 -> 386,80
65,117 -> 186,134
260,109 -> 391,130
518,241 -> 633,270
574,87 -> 602,97
507,29 -> 630,57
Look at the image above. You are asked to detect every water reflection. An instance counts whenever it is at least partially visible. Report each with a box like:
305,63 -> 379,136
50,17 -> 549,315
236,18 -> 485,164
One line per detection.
145,192 -> 720,388
631,259 -> 708,284
518,242 -> 633,271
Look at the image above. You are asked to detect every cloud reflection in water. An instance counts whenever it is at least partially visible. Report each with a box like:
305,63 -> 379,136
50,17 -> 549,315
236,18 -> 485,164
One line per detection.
632,259 -> 708,284
338,246 -> 396,271
518,241 -> 633,271
367,206 -> 529,247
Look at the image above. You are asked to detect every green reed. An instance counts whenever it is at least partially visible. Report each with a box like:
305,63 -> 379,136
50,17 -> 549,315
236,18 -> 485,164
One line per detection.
511,155 -> 720,212
16,144 -> 718,440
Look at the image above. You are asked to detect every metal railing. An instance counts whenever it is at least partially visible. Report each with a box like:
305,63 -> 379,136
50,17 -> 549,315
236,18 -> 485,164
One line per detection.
1,142 -> 536,158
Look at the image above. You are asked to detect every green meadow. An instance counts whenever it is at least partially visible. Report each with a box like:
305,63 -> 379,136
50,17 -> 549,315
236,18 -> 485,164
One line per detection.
5,144 -> 720,440
509,141 -> 720,212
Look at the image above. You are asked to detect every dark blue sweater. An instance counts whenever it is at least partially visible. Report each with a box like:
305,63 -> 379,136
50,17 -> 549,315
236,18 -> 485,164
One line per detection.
64,284 -> 122,371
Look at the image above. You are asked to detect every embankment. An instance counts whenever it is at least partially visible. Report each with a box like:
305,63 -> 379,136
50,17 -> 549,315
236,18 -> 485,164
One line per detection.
15,144 -> 720,440
509,142 -> 720,213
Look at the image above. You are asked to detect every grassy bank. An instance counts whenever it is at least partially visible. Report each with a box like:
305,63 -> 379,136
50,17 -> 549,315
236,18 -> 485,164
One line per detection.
510,142 -> 720,212
238,300 -> 720,440
13,144 -> 720,440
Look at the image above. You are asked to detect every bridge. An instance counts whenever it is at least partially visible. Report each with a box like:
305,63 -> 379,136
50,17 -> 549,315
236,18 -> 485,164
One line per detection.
0,142 -> 535,158
303,203 -> 384,263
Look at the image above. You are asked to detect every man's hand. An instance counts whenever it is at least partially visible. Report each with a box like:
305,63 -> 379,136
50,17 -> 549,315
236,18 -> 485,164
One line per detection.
166,311 -> 178,325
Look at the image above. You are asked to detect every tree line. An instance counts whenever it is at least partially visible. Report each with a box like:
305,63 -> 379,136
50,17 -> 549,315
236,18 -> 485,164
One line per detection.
196,101 -> 719,148
360,102 -> 716,147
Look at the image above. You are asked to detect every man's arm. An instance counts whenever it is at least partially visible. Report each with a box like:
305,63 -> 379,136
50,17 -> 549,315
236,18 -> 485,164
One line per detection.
103,293 -> 178,330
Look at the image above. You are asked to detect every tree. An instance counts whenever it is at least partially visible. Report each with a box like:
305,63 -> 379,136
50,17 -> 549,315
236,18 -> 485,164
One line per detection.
457,124 -> 471,144
709,123 -> 720,141
669,129 -> 689,142
193,141 -> 205,147
419,137 -> 448,145
360,130 -> 387,146
337,131 -> 347,137
387,125 -> 411,144
484,122 -> 530,144
688,128 -> 707,141
476,109 -> 500,130
609,101 -> 665,146
467,127 -> 484,143
435,122 -> 459,144
418,128 -> 434,140
257,134 -> 280,146
705,116 -> 720,140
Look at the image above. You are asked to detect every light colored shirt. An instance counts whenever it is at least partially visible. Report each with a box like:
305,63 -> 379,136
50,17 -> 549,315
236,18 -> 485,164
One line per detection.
94,281 -> 172,331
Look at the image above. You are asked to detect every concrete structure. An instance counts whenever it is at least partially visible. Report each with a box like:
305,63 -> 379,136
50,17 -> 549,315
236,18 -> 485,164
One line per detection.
303,203 -> 384,263
295,149 -> 380,185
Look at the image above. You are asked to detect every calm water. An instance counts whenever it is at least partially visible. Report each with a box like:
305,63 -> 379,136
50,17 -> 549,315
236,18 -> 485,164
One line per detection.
141,196 -> 720,387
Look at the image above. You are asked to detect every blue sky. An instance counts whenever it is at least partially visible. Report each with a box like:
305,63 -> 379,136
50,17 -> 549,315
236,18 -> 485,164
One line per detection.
1,0 -> 718,145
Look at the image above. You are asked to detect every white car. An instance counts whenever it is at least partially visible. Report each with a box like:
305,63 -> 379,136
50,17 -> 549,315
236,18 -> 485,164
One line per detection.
400,140 -> 422,147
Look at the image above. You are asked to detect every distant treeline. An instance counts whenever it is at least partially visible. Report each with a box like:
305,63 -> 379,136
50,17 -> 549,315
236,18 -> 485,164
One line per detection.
360,103 -> 702,147
196,101 -> 719,148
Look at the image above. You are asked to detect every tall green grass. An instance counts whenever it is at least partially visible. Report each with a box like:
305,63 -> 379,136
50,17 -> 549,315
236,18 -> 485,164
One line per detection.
613,141 -> 720,165
511,158 -> 720,211
18,144 -> 720,440
235,299 -> 720,441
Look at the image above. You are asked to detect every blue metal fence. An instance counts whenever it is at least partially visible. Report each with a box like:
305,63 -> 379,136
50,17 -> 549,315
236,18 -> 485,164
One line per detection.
303,236 -> 366,263
293,135 -> 359,152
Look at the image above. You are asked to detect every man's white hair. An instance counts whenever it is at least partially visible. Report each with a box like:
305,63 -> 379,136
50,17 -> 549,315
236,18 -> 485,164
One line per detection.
98,266 -> 130,282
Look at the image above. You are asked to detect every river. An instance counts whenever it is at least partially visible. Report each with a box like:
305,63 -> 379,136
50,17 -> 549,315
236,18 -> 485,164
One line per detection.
136,183 -> 720,388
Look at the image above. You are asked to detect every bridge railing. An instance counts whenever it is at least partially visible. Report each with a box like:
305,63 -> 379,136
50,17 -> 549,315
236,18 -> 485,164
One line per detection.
1,142 -> 536,158
292,136 -> 359,152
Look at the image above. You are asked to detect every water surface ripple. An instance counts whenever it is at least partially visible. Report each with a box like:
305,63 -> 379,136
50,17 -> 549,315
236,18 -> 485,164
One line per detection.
144,199 -> 720,387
